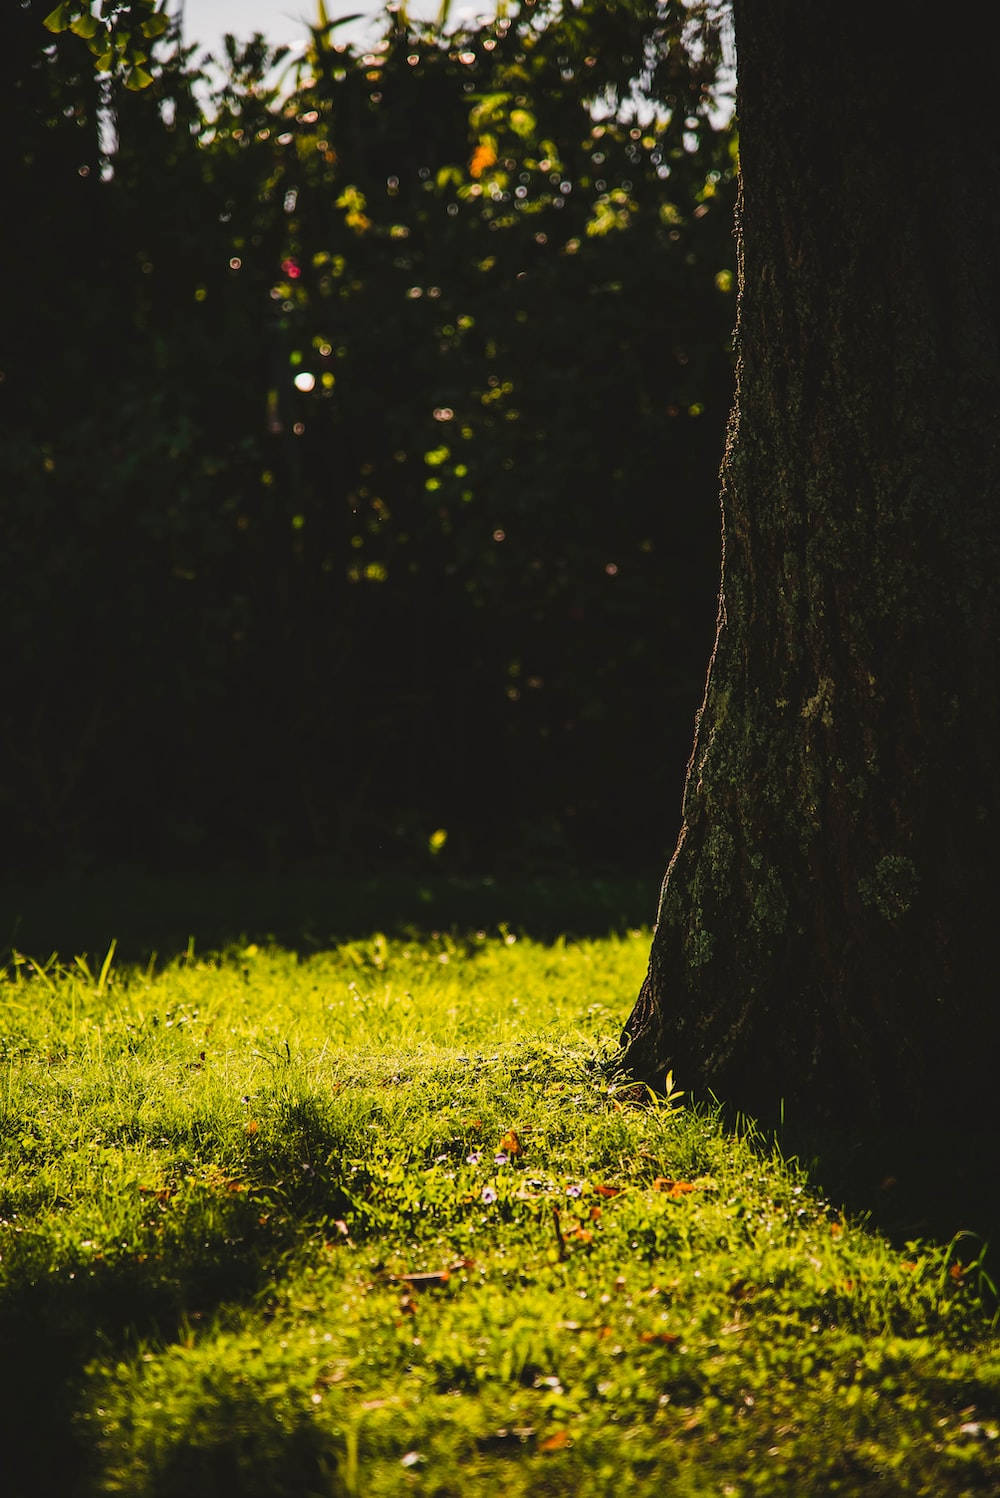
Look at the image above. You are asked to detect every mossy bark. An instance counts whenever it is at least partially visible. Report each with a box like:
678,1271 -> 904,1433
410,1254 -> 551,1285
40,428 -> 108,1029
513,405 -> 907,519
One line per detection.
622,2 -> 1000,1127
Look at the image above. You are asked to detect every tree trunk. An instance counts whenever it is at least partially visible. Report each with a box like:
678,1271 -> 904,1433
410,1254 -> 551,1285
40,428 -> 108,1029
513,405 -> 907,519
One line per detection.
621,2 -> 1000,1129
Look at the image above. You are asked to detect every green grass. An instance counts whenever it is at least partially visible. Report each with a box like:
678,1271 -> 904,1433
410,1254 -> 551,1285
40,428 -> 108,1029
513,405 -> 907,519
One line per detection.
1,923 -> 998,1496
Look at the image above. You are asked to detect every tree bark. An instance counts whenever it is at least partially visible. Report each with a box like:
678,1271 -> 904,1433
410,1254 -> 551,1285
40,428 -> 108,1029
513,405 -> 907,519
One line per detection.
621,2 -> 1000,1128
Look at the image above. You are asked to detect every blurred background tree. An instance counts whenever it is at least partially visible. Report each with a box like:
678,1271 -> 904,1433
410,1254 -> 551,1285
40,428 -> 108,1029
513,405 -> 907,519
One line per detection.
2,0 -> 736,878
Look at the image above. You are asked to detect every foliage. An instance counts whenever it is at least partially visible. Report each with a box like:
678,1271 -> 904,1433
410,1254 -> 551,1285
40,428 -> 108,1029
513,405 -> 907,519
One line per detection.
3,2 -> 736,874
43,0 -> 168,90
2,924 -> 999,1496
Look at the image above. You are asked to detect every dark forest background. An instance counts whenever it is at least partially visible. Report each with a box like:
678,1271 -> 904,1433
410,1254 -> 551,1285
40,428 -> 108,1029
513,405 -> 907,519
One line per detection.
3,0 -> 736,880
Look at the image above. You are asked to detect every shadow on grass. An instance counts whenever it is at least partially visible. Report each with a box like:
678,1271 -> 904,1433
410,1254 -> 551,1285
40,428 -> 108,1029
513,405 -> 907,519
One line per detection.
774,1113 -> 1000,1288
1,871 -> 657,967
0,1101 -> 361,1498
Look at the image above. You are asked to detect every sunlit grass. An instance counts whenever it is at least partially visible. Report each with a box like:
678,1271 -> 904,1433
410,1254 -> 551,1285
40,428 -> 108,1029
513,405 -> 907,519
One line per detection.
2,929 -> 998,1496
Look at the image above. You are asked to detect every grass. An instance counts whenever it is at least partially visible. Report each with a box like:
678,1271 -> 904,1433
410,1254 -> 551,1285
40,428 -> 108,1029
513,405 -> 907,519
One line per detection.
1,915 -> 998,1496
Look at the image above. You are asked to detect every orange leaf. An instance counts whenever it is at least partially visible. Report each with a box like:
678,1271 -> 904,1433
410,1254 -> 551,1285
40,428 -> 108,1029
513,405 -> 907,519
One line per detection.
244,1119 -> 259,1135
500,1129 -> 522,1156
651,1176 -> 695,1194
469,143 -> 498,179
539,1429 -> 570,1452
949,1262 -> 965,1282
639,1330 -> 680,1346
566,1226 -> 593,1244
594,1183 -> 621,1198
830,1221 -> 843,1237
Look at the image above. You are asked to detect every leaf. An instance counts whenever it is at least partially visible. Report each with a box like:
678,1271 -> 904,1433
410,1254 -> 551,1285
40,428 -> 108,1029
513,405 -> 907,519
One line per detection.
499,1128 -> 522,1156
651,1177 -> 694,1197
469,142 -> 498,179
594,1183 -> 621,1198
69,13 -> 100,38
639,1330 -> 681,1346
141,13 -> 170,38
43,3 -> 70,34
539,1429 -> 570,1452
124,64 -> 155,90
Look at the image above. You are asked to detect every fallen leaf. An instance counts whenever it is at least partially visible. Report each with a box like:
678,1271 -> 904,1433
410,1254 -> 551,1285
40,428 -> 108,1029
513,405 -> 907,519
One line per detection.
394,1269 -> 451,1287
830,1221 -> 843,1237
652,1178 -> 695,1198
639,1330 -> 680,1346
500,1129 -> 522,1156
594,1183 -> 621,1198
244,1119 -> 259,1135
539,1429 -> 570,1452
611,1084 -> 647,1106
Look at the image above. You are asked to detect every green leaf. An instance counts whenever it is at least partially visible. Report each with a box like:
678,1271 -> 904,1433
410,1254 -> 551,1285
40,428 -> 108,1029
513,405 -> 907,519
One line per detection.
469,92 -> 511,131
124,64 -> 155,91
141,13 -> 170,39
69,13 -> 100,38
436,165 -> 462,191
42,3 -> 70,34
